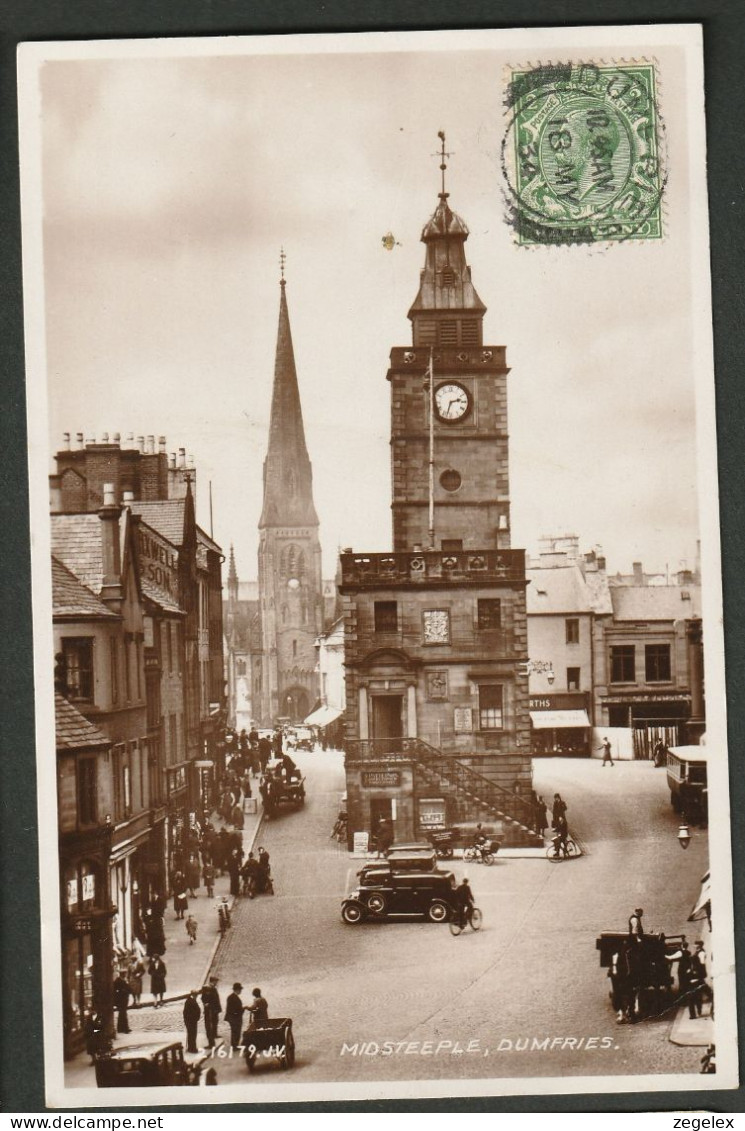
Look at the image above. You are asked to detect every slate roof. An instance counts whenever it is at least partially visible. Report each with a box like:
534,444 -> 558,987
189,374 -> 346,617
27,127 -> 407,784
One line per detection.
130,500 -> 186,547
197,526 -> 222,554
611,586 -> 702,621
55,692 -> 110,751
141,576 -> 184,615
51,513 -> 106,593
52,556 -> 118,619
527,565 -> 595,615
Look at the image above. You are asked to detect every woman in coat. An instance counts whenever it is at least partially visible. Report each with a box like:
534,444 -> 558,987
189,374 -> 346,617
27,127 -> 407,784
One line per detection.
149,956 -> 167,1007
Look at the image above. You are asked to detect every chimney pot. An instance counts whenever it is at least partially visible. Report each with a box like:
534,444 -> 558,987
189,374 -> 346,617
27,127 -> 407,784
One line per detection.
113,432 -> 121,444
188,454 -> 195,467
63,432 -> 71,450
103,482 -> 116,506
169,453 -> 176,469
137,436 -> 145,453
147,435 -> 155,454
126,432 -> 134,444
158,436 -> 167,453
122,490 -> 134,504
178,447 -> 186,469
101,432 -> 109,443
76,432 -> 84,449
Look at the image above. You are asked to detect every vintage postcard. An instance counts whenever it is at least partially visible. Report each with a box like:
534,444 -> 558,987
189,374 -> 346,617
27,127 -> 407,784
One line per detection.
18,24 -> 737,1107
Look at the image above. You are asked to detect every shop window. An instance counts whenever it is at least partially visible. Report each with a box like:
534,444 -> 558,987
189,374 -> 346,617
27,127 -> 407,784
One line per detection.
479,684 -> 504,730
62,638 -> 94,703
477,598 -> 502,630
77,756 -> 98,827
565,618 -> 580,644
610,645 -> 635,683
567,667 -> 581,692
374,601 -> 398,633
645,643 -> 671,682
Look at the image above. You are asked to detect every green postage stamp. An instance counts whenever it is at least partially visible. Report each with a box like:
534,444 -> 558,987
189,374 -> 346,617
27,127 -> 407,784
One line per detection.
503,62 -> 664,245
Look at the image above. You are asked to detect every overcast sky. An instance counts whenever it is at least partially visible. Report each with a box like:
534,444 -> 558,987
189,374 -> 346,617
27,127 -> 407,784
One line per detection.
34,34 -> 707,581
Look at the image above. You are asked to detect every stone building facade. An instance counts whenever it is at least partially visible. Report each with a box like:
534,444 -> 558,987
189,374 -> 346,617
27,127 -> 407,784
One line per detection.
341,159 -> 539,848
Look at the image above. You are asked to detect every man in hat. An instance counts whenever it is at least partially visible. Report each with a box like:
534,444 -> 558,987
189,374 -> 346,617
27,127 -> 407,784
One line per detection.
628,908 -> 645,942
183,990 -> 201,1054
225,982 -> 246,1048
201,976 -> 222,1048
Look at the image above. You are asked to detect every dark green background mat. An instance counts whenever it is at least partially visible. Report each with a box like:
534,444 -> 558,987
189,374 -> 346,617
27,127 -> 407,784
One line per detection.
1,0 -> 742,1114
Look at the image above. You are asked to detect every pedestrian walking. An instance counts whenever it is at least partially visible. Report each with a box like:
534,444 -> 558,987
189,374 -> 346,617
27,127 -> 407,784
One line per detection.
671,941 -> 703,1018
185,913 -> 198,945
201,976 -> 222,1048
173,887 -> 188,920
128,956 -> 144,1004
203,861 -> 216,899
225,982 -> 245,1048
258,736 -> 272,772
245,987 -> 269,1029
551,793 -> 567,828
148,956 -> 167,1007
183,990 -> 201,1053
113,970 -> 132,1034
186,855 -> 201,897
599,737 -> 614,766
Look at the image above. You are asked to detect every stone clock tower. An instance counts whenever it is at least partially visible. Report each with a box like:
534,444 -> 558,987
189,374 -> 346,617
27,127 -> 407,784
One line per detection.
257,264 -> 323,725
391,177 -> 511,553
340,139 -> 539,848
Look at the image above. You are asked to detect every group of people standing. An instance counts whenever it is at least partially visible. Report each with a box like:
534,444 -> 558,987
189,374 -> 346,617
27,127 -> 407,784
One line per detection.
183,977 -> 270,1052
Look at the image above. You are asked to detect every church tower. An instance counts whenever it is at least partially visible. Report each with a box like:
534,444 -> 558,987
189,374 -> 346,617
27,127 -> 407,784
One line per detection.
257,259 -> 323,725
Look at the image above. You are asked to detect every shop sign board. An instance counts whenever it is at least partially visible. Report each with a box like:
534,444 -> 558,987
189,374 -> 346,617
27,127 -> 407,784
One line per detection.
353,831 -> 369,857
362,770 -> 401,788
81,872 -> 95,902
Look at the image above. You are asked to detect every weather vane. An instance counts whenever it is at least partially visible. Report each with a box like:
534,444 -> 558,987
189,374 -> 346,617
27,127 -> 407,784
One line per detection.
432,129 -> 453,198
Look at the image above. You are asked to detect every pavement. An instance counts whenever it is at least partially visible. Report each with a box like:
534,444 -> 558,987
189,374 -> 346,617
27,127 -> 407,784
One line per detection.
64,793 -> 265,1089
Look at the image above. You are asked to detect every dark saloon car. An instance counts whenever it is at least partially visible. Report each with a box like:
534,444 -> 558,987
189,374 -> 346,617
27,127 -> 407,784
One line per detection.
341,864 -> 456,924
95,1040 -> 205,1087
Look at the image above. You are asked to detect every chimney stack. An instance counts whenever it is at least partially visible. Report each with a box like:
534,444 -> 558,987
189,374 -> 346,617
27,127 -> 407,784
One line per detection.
178,447 -> 186,469
632,561 -> 644,585
169,453 -> 176,469
76,432 -> 84,450
99,482 -> 122,609
63,432 -> 71,451
126,432 -> 134,445
137,436 -> 145,453
113,432 -> 121,445
147,435 -> 155,454
158,436 -> 167,453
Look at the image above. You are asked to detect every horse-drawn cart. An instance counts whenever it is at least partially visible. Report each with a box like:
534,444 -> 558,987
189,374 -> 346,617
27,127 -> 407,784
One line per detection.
242,1018 -> 295,1073
596,931 -> 685,1022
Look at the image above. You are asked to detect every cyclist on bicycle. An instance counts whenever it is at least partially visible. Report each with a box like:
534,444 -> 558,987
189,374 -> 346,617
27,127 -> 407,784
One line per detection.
552,814 -> 569,858
454,877 -> 475,927
472,825 -> 491,862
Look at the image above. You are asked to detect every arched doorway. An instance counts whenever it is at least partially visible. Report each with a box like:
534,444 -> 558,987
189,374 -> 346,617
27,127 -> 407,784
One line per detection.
281,685 -> 310,723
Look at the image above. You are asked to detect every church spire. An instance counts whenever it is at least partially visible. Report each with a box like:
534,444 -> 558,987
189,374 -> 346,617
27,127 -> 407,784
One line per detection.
259,266 -> 319,529
228,543 -> 238,602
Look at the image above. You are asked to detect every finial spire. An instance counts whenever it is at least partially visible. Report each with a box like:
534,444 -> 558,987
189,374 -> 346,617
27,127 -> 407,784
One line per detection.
279,246 -> 286,286
434,130 -> 452,199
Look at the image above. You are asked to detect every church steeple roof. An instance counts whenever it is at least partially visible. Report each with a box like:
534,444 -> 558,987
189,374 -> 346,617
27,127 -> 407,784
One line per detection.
259,270 -> 319,529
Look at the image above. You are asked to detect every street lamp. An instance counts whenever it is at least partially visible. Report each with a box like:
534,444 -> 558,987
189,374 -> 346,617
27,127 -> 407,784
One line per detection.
677,823 -> 692,850
525,659 -> 555,685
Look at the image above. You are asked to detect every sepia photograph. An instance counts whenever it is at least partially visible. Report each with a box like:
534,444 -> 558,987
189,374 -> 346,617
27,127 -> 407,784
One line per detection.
17,24 -> 737,1107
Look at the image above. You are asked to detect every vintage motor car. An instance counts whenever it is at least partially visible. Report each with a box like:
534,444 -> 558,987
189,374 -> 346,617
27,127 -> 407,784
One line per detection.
341,864 -> 457,924
95,1040 -> 204,1087
373,843 -> 437,871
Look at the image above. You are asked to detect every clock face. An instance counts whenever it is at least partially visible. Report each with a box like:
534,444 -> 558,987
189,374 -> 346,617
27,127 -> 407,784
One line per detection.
435,382 -> 470,422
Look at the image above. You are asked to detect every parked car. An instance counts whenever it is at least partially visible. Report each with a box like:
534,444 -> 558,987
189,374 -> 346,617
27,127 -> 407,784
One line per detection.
364,843 -> 437,873
95,1040 -> 205,1087
341,865 -> 456,924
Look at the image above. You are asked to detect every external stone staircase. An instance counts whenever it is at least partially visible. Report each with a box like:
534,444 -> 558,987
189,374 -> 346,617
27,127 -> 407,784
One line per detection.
407,738 -> 543,847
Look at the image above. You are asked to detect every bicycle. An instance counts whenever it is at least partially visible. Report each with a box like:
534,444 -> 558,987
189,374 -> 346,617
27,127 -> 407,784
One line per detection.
546,835 -> 580,861
449,905 -> 483,935
330,814 -> 347,842
463,844 -> 496,866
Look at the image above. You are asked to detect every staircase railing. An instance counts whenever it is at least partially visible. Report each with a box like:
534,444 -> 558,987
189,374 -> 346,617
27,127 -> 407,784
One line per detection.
345,737 -> 538,832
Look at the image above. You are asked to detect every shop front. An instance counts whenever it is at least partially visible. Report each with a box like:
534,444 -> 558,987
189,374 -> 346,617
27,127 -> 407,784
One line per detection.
529,693 -> 592,756
61,850 -> 116,1060
345,761 -> 416,849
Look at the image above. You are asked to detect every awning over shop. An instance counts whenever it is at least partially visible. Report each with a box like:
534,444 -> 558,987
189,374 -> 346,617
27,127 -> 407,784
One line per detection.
303,704 -> 343,727
529,709 -> 591,729
689,870 -> 711,922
